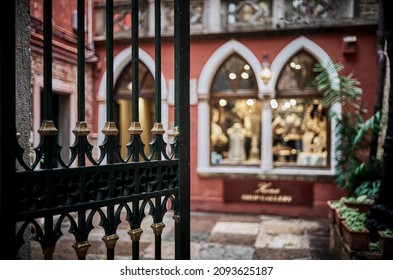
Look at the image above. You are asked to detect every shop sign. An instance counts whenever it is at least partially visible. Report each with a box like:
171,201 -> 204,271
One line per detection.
224,180 -> 313,206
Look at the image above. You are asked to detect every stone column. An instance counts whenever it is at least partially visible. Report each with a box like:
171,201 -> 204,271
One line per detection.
15,0 -> 32,260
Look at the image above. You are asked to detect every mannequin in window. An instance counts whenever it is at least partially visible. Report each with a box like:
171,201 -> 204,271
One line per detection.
227,122 -> 247,161
211,108 -> 228,155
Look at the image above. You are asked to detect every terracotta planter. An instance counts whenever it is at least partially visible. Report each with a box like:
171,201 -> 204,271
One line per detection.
343,201 -> 373,214
335,209 -> 344,235
341,221 -> 370,251
327,200 -> 339,224
378,231 -> 393,255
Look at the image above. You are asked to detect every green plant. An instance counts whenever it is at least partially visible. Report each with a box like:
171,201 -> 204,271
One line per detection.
381,228 -> 393,238
334,199 -> 368,232
369,241 -> 380,251
313,59 -> 382,198
340,195 -> 373,205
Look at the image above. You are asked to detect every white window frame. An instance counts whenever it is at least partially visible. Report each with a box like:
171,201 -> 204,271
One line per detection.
197,36 -> 339,176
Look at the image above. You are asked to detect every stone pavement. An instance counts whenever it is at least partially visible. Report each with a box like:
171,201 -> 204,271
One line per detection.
30,211 -> 330,260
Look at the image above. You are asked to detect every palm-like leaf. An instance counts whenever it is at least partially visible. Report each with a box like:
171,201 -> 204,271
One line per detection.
314,59 -> 362,110
314,59 -> 382,197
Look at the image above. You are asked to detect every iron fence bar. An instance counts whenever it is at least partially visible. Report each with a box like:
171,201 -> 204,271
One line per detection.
101,0 -> 121,165
41,1 -> 56,259
174,0 -> 190,260
154,158 -> 163,260
127,0 -> 147,163
77,0 -> 85,123
106,173 -> 116,260
106,0 -> 114,122
154,0 -> 162,123
0,0 -> 16,260
131,168 -> 141,259
43,0 -> 53,122
74,0 -> 89,259
131,0 -> 139,122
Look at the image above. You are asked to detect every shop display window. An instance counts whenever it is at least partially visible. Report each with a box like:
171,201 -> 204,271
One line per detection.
272,98 -> 328,166
273,50 -> 329,167
210,54 -> 261,165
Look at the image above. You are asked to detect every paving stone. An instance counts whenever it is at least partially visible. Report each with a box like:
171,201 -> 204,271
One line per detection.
190,242 -> 203,260
197,243 -> 255,260
218,214 -> 261,223
211,222 -> 259,235
208,233 -> 257,246
253,248 -> 311,260
259,219 -> 305,235
255,233 -> 309,249
190,213 -> 220,233
191,232 -> 210,243
142,241 -> 175,260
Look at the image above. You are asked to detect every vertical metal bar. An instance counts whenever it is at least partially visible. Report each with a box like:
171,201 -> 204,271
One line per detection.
154,0 -> 162,123
131,0 -> 139,122
174,0 -> 190,260
76,1 -> 88,259
106,0 -> 114,122
43,0 -> 53,121
0,0 -> 16,260
77,0 -> 85,122
107,171 -> 115,260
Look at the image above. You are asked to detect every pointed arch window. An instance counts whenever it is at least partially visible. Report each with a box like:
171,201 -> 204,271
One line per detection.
209,54 -> 261,165
114,61 -> 155,157
272,50 -> 329,167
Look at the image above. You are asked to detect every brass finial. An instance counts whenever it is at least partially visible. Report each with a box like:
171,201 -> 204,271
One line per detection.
127,228 -> 143,242
102,234 -> 119,249
72,241 -> 91,258
128,122 -> 143,135
151,222 -> 166,235
38,120 -> 58,136
73,121 -> 90,136
102,121 -> 119,136
151,123 -> 165,135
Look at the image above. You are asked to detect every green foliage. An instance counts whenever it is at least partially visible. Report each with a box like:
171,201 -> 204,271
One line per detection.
313,59 -> 382,198
369,241 -> 380,251
381,229 -> 393,237
340,195 -> 373,205
338,205 -> 367,232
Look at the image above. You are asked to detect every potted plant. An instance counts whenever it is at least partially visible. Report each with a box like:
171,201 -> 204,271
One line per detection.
340,209 -> 370,251
316,60 -> 382,213
341,195 -> 374,214
378,228 -> 393,255
327,199 -> 343,225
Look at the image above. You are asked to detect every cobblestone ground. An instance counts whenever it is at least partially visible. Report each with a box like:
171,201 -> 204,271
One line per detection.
29,211 -> 330,260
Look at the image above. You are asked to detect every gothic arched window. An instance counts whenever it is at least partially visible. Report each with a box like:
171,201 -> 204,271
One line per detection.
272,50 -> 329,167
209,54 -> 261,165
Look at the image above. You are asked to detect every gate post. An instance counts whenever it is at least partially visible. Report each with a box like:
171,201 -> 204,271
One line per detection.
174,0 -> 190,260
0,0 -> 17,260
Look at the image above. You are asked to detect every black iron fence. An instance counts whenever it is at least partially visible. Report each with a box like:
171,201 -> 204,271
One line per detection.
0,0 -> 190,260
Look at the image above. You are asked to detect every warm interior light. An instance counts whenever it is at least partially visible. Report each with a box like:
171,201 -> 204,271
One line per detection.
219,99 -> 227,107
260,66 -> 271,84
260,51 -> 271,84
241,72 -> 250,79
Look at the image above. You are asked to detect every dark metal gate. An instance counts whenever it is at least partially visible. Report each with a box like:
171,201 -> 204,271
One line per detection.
0,0 -> 190,260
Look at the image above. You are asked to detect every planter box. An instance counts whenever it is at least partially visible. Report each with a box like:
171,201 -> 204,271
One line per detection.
343,201 -> 373,214
341,221 -> 370,251
327,200 -> 339,224
335,209 -> 344,235
378,231 -> 393,255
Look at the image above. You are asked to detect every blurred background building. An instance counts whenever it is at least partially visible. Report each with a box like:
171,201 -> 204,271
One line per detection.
29,0 -> 379,218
